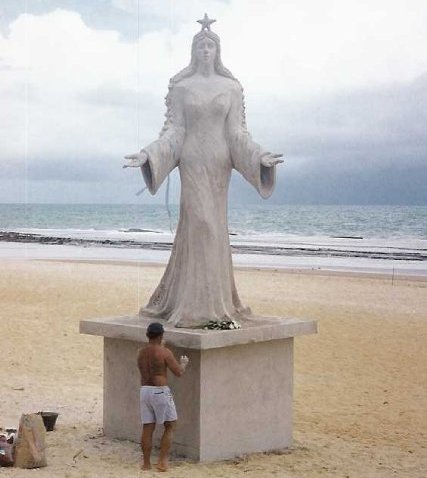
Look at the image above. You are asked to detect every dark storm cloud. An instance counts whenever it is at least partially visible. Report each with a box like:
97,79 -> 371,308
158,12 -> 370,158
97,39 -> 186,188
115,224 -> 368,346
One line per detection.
254,73 -> 427,170
2,57 -> 426,204
229,163 -> 427,206
232,73 -> 427,204
29,158 -> 116,181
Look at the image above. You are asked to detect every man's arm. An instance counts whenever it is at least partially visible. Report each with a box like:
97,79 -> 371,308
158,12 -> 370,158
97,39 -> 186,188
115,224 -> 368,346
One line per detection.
137,347 -> 144,374
164,348 -> 188,377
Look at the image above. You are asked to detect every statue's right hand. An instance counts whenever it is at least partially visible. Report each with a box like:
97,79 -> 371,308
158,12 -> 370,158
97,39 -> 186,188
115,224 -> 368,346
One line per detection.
123,151 -> 148,168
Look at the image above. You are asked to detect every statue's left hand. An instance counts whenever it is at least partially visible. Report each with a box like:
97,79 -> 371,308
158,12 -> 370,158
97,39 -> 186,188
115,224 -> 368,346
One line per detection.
261,152 -> 284,168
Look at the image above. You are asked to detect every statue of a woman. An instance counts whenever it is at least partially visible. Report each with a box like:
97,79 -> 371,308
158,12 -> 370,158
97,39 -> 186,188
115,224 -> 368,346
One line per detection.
124,15 -> 283,328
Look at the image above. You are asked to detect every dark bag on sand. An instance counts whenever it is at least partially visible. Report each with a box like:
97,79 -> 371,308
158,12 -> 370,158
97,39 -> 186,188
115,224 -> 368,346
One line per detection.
14,414 -> 47,468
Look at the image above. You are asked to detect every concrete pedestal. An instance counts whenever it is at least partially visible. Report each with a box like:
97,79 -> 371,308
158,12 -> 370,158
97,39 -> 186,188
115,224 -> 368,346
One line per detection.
80,315 -> 316,462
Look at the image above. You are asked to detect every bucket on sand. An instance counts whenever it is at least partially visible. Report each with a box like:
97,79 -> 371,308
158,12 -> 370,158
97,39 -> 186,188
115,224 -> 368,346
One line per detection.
38,412 -> 59,432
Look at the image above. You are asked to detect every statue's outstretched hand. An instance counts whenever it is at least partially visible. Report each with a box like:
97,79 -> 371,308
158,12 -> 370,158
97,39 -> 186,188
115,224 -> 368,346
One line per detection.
123,151 -> 148,168
261,152 -> 284,168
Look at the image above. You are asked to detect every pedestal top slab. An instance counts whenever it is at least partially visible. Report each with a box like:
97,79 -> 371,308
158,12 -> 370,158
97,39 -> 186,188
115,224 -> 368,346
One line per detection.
80,315 -> 317,350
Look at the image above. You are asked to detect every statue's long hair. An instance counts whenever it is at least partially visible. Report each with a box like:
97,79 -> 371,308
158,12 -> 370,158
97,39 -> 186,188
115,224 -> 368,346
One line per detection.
160,30 -> 248,135
171,30 -> 236,84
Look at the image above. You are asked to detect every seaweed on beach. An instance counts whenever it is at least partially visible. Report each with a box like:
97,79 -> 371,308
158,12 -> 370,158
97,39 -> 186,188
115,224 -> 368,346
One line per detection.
0,231 -> 426,261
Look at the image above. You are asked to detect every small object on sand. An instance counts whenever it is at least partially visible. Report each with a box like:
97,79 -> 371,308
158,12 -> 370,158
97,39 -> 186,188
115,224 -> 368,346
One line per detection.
38,412 -> 59,432
72,448 -> 84,461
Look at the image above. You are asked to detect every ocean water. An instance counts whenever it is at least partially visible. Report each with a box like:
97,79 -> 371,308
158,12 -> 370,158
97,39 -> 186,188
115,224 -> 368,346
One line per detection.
1,204 -> 426,273
1,203 -> 426,240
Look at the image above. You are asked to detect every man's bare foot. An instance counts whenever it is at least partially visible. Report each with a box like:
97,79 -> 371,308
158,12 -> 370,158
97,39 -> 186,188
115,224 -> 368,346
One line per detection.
156,462 -> 168,472
141,461 -> 151,470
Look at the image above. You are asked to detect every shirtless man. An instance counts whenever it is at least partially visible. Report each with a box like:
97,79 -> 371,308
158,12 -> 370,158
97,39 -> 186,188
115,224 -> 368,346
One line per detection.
137,322 -> 189,472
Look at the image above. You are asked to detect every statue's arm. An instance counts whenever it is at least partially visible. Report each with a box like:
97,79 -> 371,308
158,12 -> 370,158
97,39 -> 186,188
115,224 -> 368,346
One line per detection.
227,85 -> 282,199
124,86 -> 186,195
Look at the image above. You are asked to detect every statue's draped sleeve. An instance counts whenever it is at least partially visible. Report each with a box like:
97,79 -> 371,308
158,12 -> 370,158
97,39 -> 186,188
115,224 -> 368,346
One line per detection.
140,85 -> 185,194
227,85 -> 276,199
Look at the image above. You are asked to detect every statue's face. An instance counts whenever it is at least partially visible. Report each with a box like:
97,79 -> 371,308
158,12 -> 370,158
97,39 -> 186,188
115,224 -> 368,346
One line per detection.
195,37 -> 217,67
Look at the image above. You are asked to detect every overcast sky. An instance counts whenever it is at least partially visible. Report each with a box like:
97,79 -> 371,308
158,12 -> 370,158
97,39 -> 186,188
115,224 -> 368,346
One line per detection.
1,0 -> 426,204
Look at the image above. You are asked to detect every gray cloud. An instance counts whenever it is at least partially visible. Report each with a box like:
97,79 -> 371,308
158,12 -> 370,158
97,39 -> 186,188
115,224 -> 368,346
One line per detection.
229,74 -> 427,204
252,73 -> 427,171
0,81 -> 37,100
78,85 -> 160,111
0,156 -> 120,182
2,73 -> 426,205
0,1 -> 134,39
0,0 -> 230,41
1,4 -> 426,205
228,164 -> 427,206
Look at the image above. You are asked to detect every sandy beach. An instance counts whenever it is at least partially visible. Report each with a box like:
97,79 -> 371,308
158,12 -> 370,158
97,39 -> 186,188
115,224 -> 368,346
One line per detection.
1,258 -> 426,477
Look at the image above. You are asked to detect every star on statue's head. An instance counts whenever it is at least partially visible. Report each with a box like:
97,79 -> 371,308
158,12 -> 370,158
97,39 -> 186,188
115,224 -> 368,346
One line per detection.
197,13 -> 216,31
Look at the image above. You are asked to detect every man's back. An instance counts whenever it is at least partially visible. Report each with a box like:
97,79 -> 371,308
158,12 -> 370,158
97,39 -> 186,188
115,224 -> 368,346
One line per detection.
138,343 -> 182,386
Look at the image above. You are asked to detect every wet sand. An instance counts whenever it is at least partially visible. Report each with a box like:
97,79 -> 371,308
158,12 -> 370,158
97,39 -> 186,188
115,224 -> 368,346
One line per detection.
1,259 -> 426,477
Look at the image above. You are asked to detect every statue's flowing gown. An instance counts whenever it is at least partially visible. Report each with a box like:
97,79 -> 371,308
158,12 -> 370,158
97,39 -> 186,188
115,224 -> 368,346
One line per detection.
140,77 -> 276,327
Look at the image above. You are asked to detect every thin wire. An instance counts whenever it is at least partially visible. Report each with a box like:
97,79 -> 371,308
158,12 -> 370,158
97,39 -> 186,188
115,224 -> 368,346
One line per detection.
136,0 -> 141,312
165,0 -> 174,234
166,175 -> 173,232
24,0 -> 29,259
136,0 -> 140,154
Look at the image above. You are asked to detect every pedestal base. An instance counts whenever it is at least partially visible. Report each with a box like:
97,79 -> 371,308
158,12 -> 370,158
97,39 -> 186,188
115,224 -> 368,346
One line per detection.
80,315 -> 316,462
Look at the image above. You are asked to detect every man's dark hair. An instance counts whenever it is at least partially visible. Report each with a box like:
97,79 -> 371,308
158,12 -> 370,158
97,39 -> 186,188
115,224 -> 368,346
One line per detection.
146,322 -> 164,339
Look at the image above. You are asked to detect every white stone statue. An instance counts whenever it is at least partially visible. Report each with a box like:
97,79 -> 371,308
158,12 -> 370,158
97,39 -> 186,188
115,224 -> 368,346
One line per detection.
124,14 -> 283,328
